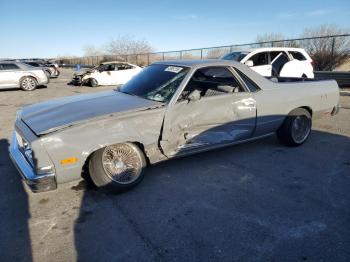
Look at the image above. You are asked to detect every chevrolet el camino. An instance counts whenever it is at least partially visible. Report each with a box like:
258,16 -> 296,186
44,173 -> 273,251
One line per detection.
9,60 -> 340,193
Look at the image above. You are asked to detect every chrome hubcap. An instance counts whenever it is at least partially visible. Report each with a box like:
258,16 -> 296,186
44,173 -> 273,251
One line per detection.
291,116 -> 311,143
102,144 -> 142,184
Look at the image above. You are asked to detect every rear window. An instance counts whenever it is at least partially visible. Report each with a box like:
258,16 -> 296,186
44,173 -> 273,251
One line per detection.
222,52 -> 248,62
289,51 -> 307,61
235,69 -> 260,92
0,63 -> 20,70
26,62 -> 40,67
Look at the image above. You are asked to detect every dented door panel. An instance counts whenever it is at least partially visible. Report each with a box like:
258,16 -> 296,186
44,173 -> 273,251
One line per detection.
161,93 -> 256,156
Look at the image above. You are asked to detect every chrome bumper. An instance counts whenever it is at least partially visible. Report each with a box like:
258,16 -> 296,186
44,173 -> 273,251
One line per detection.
9,132 -> 57,193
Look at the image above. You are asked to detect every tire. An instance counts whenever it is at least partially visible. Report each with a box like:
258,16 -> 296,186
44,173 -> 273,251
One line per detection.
89,78 -> 98,87
276,108 -> 312,147
89,143 -> 146,191
20,76 -> 37,91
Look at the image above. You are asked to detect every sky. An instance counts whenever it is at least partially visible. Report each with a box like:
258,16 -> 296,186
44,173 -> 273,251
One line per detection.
0,0 -> 349,58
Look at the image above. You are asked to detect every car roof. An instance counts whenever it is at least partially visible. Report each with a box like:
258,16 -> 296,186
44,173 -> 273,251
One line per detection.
153,59 -> 242,68
230,47 -> 305,53
0,61 -> 21,65
101,61 -> 131,65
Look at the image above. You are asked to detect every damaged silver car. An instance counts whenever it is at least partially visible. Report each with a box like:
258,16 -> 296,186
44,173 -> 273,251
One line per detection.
9,60 -> 339,193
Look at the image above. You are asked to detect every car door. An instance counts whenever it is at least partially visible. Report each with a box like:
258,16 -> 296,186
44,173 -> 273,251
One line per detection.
247,52 -> 271,77
160,66 -> 256,157
270,52 -> 290,77
111,64 -> 140,85
97,64 -> 115,85
0,63 -> 20,87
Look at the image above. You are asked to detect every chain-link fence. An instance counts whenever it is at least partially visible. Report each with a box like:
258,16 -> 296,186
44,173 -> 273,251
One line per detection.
57,34 -> 350,71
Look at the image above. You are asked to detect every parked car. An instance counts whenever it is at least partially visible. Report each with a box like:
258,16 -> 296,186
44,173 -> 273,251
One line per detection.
23,61 -> 60,78
9,60 -> 339,193
0,61 -> 49,91
71,61 -> 142,87
222,47 -> 314,78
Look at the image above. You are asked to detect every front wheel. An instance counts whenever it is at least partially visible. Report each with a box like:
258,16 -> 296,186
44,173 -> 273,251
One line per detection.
89,78 -> 98,87
277,108 -> 312,146
89,143 -> 146,191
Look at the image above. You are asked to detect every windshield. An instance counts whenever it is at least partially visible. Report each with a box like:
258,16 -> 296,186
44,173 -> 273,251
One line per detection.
119,64 -> 189,103
222,52 -> 248,61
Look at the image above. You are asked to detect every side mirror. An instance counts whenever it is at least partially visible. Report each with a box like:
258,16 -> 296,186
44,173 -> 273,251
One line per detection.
188,89 -> 201,102
245,60 -> 254,67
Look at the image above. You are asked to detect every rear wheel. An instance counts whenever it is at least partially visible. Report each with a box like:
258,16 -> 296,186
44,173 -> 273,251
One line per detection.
89,143 -> 146,191
277,108 -> 312,146
20,76 -> 37,91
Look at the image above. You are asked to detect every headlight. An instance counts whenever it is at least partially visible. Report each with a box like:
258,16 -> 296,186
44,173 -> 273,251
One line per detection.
23,140 -> 34,167
36,165 -> 54,175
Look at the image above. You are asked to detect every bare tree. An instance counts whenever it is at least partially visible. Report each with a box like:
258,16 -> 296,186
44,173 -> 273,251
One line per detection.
105,36 -> 154,57
83,45 -> 104,56
206,48 -> 229,59
255,33 -> 299,48
301,25 -> 350,71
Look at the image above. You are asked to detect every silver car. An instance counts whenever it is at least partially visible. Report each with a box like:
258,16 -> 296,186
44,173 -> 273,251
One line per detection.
9,60 -> 339,193
0,62 -> 49,91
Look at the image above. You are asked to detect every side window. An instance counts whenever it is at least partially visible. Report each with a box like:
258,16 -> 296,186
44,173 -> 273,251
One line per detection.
289,51 -> 307,61
1,63 -> 20,70
105,64 -> 115,71
269,51 -> 283,63
249,52 -> 268,66
179,67 -> 244,101
235,69 -> 260,92
116,64 -> 134,70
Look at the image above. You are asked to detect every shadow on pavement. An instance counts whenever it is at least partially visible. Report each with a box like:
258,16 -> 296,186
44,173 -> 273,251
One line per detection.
0,139 -> 32,261
74,130 -> 350,261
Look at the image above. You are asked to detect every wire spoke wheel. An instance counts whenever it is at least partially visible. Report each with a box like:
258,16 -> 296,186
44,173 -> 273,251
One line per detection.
101,144 -> 142,184
291,115 -> 311,143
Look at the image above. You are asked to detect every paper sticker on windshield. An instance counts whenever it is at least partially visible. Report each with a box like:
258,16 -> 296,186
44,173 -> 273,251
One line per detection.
165,66 -> 183,73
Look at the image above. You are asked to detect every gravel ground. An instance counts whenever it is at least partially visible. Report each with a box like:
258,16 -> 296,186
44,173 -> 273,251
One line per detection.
0,69 -> 349,262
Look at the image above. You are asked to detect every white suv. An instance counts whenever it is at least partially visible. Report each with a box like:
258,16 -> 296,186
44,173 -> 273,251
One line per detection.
222,47 -> 314,78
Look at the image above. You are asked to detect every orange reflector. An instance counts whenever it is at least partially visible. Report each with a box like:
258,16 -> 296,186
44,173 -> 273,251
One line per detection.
60,157 -> 78,165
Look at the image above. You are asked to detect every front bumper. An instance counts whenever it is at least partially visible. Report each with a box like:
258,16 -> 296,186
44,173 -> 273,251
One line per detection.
71,76 -> 83,85
9,132 -> 57,193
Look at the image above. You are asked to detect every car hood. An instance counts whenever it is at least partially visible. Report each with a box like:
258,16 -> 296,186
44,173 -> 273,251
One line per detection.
21,91 -> 162,135
75,69 -> 96,76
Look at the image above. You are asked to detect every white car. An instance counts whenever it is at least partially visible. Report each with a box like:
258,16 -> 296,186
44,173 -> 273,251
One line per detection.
0,61 -> 49,91
222,47 -> 314,78
72,61 -> 142,87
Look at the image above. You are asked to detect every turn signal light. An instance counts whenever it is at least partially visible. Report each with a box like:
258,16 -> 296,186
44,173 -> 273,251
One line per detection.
60,157 -> 78,165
